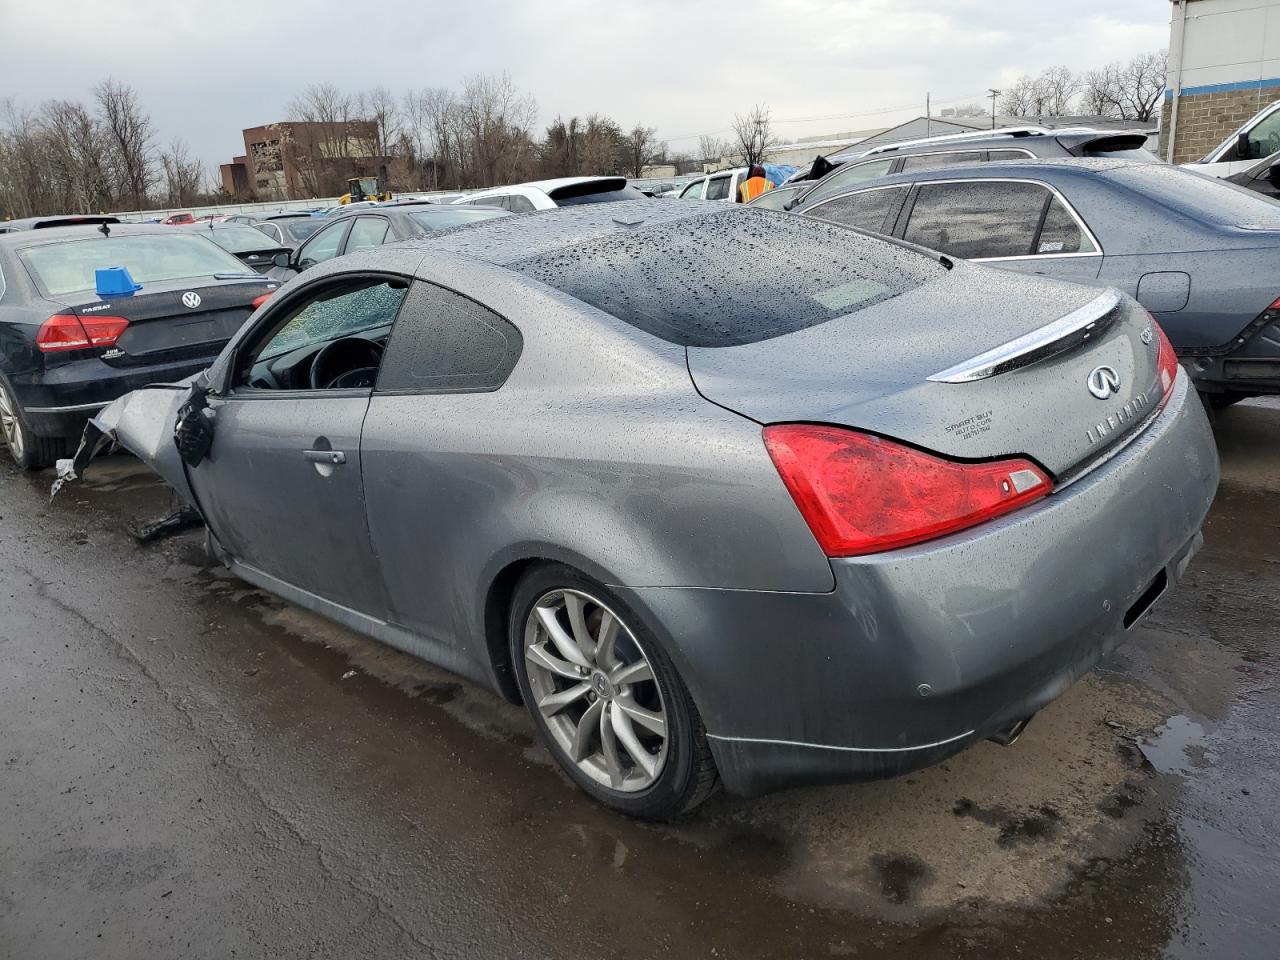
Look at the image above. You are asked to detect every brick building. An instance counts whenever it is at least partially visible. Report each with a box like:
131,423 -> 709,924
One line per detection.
219,121 -> 396,201
1162,0 -> 1280,163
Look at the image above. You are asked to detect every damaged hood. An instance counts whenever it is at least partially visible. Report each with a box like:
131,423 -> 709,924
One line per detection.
52,379 -> 199,506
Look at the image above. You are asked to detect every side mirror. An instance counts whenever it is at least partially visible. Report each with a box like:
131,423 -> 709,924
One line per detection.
272,251 -> 291,269
1237,132 -> 1252,160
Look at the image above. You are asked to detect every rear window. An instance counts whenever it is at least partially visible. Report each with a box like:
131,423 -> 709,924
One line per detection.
552,185 -> 646,206
509,208 -> 945,347
21,234 -> 250,296
1112,163 -> 1280,228
203,224 -> 281,253
282,219 -> 323,242
408,207 -> 511,231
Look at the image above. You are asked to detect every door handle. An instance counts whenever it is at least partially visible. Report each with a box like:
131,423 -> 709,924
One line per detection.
304,449 -> 347,465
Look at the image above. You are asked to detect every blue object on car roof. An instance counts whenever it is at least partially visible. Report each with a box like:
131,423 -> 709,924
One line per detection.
763,164 -> 798,187
95,266 -> 142,297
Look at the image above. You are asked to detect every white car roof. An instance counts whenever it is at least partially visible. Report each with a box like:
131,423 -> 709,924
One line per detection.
455,176 -> 622,202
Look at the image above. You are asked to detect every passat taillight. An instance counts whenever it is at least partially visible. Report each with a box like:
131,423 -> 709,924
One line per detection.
1153,318 -> 1179,409
763,425 -> 1053,557
36,313 -> 129,353
251,292 -> 273,310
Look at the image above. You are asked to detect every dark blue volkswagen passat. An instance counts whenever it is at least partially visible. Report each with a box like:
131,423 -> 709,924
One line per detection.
790,157 -> 1280,408
0,225 -> 277,469
57,203 -> 1218,818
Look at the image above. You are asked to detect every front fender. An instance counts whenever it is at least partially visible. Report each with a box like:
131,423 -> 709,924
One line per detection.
51,382 -> 198,508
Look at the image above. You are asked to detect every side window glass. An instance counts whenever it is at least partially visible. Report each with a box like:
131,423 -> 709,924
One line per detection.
254,222 -> 283,244
806,186 -> 908,235
1035,197 -> 1096,255
680,180 -> 704,199
507,195 -> 537,213
1245,111 -> 1280,160
903,181 -> 1049,259
238,279 -> 409,390
987,149 -> 1034,161
297,221 -> 347,269
705,176 -> 731,201
899,151 -> 982,173
805,159 -> 895,204
377,283 -> 523,394
346,217 -> 390,253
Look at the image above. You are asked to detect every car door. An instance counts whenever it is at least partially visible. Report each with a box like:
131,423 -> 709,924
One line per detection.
189,274 -> 410,616
898,178 -> 1103,282
359,280 -> 524,646
295,218 -> 351,271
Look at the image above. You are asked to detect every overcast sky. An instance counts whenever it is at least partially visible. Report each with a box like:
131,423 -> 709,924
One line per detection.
2,0 -> 1171,172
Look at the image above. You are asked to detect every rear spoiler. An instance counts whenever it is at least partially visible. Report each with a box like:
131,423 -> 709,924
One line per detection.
548,177 -> 628,201
1054,132 -> 1149,157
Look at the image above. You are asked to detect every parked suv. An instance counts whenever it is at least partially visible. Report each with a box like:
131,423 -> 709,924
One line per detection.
789,127 -> 1157,208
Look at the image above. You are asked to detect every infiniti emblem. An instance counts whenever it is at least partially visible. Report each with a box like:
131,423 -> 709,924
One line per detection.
182,291 -> 201,309
1087,365 -> 1121,399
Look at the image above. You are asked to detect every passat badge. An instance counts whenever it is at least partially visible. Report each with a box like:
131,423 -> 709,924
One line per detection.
182,291 -> 202,309
1087,365 -> 1121,400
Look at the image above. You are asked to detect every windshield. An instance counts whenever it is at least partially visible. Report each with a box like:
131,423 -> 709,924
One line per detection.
408,207 -> 512,230
199,224 -> 282,253
510,208 -> 945,347
22,234 -> 251,296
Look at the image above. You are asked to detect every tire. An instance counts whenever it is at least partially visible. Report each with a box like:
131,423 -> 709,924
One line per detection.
0,377 -> 66,472
509,563 -> 719,820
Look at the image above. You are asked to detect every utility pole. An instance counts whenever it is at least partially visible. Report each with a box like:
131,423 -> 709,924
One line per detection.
926,92 -> 932,137
988,89 -> 1000,129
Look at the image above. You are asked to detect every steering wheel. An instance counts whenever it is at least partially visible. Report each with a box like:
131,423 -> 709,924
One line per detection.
308,337 -> 384,390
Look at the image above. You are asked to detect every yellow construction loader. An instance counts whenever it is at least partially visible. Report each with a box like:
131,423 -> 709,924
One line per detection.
339,176 -> 392,204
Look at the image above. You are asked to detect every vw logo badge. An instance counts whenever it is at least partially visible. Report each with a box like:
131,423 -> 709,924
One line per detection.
182,291 -> 201,309
1087,365 -> 1121,399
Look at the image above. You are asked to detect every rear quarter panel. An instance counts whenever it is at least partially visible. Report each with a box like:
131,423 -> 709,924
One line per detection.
358,262 -> 834,666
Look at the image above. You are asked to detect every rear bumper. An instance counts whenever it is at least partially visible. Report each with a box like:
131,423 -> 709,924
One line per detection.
614,373 -> 1219,796
10,355 -> 216,438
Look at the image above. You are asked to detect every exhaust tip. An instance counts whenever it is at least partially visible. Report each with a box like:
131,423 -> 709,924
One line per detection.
987,715 -> 1034,747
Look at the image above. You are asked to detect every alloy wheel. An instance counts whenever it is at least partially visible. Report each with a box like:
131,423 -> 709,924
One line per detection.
0,383 -> 24,462
523,588 -> 668,792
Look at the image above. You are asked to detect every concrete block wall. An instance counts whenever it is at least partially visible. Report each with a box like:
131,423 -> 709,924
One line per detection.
1161,87 -> 1278,163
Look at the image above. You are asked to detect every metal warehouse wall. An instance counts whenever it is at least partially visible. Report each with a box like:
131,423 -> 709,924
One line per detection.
1162,0 -> 1280,163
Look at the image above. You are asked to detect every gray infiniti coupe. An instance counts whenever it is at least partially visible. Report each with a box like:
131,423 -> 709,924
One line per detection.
55,202 -> 1219,819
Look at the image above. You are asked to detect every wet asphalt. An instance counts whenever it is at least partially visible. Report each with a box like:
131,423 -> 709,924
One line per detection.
2,401 -> 1278,960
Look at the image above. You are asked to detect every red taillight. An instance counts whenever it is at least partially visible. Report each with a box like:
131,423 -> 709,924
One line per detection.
763,425 -> 1053,557
36,313 -> 129,352
251,292 -> 273,309
1153,319 -> 1178,408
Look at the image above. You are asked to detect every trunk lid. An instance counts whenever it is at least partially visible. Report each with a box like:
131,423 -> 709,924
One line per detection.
63,275 -> 278,366
686,267 -> 1164,477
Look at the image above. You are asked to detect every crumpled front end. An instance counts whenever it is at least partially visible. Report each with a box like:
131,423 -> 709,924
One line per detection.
51,381 -> 199,508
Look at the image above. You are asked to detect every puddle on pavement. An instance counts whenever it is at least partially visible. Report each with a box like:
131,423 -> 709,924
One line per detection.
1139,715 -> 1215,776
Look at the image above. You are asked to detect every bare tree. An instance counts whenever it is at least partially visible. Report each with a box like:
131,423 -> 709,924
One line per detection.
1038,66 -> 1081,117
698,134 -> 728,165
1079,52 -> 1166,121
457,72 -> 538,187
730,104 -> 778,168
158,137 -> 205,206
94,78 -> 154,209
1119,51 -> 1167,122
1080,63 -> 1124,117
624,124 -> 662,178
357,86 -> 401,157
